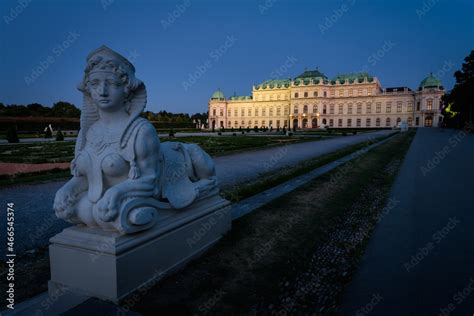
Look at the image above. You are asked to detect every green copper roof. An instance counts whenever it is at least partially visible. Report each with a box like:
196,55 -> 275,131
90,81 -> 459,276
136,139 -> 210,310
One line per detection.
419,73 -> 442,89
255,79 -> 291,89
211,89 -> 225,100
331,72 -> 373,83
229,95 -> 252,101
295,69 -> 327,79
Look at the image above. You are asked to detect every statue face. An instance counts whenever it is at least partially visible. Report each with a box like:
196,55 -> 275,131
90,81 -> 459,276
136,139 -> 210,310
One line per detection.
88,71 -> 126,112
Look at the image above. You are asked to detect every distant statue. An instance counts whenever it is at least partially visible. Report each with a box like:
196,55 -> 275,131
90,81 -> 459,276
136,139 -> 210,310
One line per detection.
53,46 -> 218,234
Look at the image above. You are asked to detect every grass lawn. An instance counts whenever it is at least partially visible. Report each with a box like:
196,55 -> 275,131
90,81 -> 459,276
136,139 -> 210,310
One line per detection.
0,135 -> 318,164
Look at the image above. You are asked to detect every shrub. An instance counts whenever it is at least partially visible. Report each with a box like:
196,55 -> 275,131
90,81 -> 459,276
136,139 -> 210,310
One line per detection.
6,126 -> 19,143
56,129 -> 64,141
169,128 -> 175,137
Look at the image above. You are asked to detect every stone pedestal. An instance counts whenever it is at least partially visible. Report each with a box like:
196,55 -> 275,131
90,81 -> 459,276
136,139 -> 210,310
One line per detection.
48,195 -> 231,303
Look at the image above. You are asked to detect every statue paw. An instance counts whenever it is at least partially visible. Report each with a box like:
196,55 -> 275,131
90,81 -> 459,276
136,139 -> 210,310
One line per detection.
94,188 -> 120,222
53,190 -> 76,219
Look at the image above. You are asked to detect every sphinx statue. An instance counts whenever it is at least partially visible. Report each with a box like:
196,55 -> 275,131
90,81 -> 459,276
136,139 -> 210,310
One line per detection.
53,45 -> 218,234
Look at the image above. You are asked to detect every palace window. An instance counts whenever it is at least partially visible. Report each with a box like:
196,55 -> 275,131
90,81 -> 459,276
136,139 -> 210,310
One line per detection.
314,91 -> 318,97
294,106 -> 298,114
376,102 -> 381,113
277,107 -> 281,116
277,120 -> 280,127
220,110 -> 223,116
304,92 -> 308,98
339,90 -> 344,97
269,120 -> 273,127
329,119 -> 334,127
294,92 -> 299,98
416,101 -> 420,111
303,105 -> 308,113
357,103 -> 362,114
331,90 -> 335,97
270,107 -> 274,116
248,108 -> 252,116
427,99 -> 433,110
397,101 -> 402,113
386,102 -> 392,113
376,117 -> 381,126
248,120 -> 252,126
366,118 -> 371,127
313,105 -> 318,113
330,104 -> 335,114
348,103 -> 353,114
347,118 -> 352,127
324,91 -> 327,97
262,108 -> 266,116
262,120 -> 266,126
367,103 -> 372,114
367,89 -> 372,96
408,117 -> 413,126
213,109 -> 216,116
241,109 -> 245,116
234,109 -> 238,116
228,110 -> 231,117
323,104 -> 327,114
356,118 -> 361,127
416,117 -> 419,125
408,102 -> 413,112
338,104 -> 343,114
385,117 -> 391,127
397,117 -> 401,124
338,119 -> 343,127
284,106 -> 289,115
234,121 -> 238,127
254,120 -> 258,126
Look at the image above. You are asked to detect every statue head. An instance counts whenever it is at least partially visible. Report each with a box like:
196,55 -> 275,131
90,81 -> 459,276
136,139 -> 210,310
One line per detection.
75,45 -> 147,153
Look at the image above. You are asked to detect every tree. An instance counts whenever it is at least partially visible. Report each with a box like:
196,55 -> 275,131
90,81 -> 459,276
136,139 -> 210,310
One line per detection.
6,126 -> 19,143
51,101 -> 81,117
56,128 -> 64,141
442,50 -> 474,128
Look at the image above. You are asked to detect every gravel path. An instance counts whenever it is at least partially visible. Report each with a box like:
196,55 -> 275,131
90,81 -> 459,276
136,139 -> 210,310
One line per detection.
0,130 -> 394,255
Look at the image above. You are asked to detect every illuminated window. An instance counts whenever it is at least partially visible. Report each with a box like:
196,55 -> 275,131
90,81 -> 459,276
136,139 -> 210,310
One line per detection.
397,101 -> 402,112
427,99 -> 433,110
376,102 -> 381,113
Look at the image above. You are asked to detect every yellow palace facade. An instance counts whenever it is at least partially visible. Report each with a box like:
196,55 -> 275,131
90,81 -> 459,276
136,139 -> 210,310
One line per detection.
208,69 -> 445,129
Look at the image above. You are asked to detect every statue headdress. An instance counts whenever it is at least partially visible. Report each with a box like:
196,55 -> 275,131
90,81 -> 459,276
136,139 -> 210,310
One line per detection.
74,45 -> 147,158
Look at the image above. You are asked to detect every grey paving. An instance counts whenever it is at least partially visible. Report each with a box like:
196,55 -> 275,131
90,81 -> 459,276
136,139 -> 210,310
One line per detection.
340,128 -> 474,315
0,130 -> 393,255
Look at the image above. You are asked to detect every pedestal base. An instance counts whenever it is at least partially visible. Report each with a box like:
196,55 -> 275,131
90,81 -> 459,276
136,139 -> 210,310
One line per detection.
48,195 -> 231,303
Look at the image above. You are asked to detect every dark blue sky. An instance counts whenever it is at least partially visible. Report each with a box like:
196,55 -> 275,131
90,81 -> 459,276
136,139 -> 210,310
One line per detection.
1,0 -> 473,114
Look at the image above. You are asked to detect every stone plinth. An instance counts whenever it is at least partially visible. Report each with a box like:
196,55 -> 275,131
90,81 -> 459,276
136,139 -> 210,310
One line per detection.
48,195 -> 231,303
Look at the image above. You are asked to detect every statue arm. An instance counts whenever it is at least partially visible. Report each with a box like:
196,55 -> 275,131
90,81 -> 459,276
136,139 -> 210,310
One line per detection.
95,123 -> 161,222
54,176 -> 88,219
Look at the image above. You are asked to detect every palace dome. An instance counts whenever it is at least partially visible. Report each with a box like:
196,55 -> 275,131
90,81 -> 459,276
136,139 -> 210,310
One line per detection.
419,73 -> 443,89
211,89 -> 225,100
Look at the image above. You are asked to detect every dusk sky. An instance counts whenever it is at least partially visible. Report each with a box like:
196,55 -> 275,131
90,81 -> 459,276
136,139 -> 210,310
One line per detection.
1,0 -> 473,114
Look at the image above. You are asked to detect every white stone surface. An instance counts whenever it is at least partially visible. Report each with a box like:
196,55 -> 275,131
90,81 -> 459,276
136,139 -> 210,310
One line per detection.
53,45 -> 219,234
